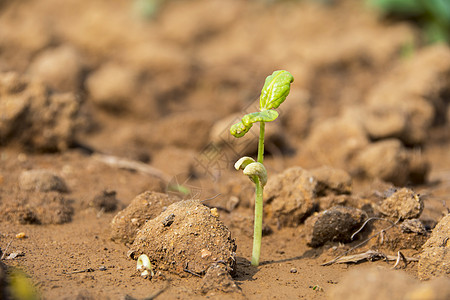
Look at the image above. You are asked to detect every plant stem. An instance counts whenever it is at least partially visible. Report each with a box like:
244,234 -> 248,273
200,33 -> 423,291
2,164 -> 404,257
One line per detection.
257,122 -> 265,163
251,121 -> 265,266
251,178 -> 263,266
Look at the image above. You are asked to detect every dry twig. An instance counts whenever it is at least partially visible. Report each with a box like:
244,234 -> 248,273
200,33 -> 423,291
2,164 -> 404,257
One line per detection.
323,249 -> 417,267
92,154 -> 170,182
322,218 -> 401,266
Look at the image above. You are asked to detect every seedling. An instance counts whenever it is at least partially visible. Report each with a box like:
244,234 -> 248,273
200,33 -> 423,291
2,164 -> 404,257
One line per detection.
230,70 -> 294,266
137,254 -> 154,278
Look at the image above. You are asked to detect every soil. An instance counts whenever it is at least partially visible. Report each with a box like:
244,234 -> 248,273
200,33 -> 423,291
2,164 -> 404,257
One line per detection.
1,0 -> 450,299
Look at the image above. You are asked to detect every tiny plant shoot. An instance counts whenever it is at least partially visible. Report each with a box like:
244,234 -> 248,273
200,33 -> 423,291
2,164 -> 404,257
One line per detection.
230,70 -> 294,266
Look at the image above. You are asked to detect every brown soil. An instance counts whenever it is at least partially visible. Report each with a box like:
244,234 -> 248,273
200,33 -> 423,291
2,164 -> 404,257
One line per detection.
1,0 -> 450,299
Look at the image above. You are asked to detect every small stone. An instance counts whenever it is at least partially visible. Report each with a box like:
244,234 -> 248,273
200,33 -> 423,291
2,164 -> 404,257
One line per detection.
290,268 -> 297,273
226,196 -> 240,211
210,207 -> 219,218
15,232 -> 26,239
400,219 -> 427,235
200,249 -> 212,259
162,213 -> 176,227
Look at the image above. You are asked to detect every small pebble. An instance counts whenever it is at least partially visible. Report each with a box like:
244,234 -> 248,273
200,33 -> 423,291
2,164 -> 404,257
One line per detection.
162,213 -> 175,227
200,248 -> 212,259
16,232 -> 27,239
290,268 -> 297,273
210,207 -> 219,218
99,266 -> 107,271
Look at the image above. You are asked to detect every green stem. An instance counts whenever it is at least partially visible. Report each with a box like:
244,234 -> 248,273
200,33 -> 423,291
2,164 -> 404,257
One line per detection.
257,122 -> 265,163
251,121 -> 265,266
251,178 -> 263,266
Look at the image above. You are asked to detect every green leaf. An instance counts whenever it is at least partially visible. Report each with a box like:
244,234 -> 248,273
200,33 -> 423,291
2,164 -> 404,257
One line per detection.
241,110 -> 279,126
230,121 -> 253,138
259,70 -> 294,110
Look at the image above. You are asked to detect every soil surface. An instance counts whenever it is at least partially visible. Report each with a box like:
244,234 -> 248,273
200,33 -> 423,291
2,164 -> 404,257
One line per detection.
1,0 -> 450,299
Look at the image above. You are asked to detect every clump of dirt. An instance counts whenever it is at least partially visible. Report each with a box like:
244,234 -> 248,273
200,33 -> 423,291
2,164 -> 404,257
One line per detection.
304,206 -> 367,247
200,263 -> 242,295
316,194 -> 374,212
110,191 -> 179,244
303,116 -> 369,170
89,190 -> 120,212
355,139 -> 429,186
264,167 -> 317,227
129,200 -> 237,276
376,187 -> 423,220
419,214 -> 450,280
0,191 -> 73,225
0,72 -> 85,151
86,62 -> 140,112
367,221 -> 429,251
27,45 -> 84,93
19,169 -> 68,193
310,166 -> 352,196
362,45 -> 450,145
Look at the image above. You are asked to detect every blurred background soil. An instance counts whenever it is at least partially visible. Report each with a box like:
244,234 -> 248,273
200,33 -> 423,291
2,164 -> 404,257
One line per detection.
0,0 -> 449,299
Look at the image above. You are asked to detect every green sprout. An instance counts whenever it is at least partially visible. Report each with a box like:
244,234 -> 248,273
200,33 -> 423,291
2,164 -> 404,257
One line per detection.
230,70 -> 294,266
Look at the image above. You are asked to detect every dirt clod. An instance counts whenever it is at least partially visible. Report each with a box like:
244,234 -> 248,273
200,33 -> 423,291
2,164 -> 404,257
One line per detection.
86,63 -> 139,111
419,214 -> 450,280
363,45 -> 450,145
264,167 -> 317,227
377,187 -> 423,220
110,191 -> 179,244
400,219 -> 427,235
19,169 -> 68,193
304,206 -> 367,247
0,192 -> 73,225
305,117 -> 369,170
89,190 -> 119,212
0,72 -> 83,151
130,200 -> 237,276
201,263 -> 241,295
310,166 -> 352,196
355,139 -> 428,186
27,45 -> 83,93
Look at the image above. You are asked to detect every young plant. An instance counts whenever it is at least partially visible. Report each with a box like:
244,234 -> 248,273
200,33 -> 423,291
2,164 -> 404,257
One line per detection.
230,70 -> 294,266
